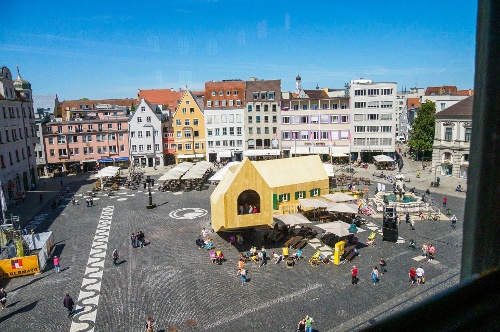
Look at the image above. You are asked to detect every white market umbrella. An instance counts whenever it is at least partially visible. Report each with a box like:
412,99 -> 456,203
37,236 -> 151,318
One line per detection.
326,203 -> 359,214
316,220 -> 353,237
332,153 -> 348,157
273,214 -> 312,227
298,198 -> 331,209
323,193 -> 357,203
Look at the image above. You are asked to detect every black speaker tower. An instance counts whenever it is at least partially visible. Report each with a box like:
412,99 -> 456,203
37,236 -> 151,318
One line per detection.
383,205 -> 399,242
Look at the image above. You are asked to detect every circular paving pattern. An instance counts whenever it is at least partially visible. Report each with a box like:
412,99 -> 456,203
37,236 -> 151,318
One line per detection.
169,208 -> 208,220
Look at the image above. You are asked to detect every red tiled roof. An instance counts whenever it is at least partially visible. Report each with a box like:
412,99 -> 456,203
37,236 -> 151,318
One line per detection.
425,86 -> 458,95
407,97 -> 420,108
137,89 -> 186,111
457,89 -> 474,96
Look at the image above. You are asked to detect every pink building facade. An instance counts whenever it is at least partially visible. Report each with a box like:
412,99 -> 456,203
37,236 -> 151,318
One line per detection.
43,110 -> 130,173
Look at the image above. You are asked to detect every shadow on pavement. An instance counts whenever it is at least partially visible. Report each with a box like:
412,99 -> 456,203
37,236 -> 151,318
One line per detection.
0,300 -> 39,324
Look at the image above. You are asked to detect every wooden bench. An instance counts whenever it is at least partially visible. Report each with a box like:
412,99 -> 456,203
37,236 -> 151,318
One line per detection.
271,232 -> 286,244
285,236 -> 304,248
294,239 -> 308,250
344,251 -> 356,262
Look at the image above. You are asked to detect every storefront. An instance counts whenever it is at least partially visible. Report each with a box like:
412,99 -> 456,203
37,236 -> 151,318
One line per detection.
98,158 -> 114,169
441,152 -> 453,176
114,157 -> 130,169
82,160 -> 97,172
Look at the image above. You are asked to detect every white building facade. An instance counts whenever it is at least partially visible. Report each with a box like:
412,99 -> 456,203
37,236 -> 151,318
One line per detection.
205,108 -> 245,162
0,66 -> 38,201
129,99 -> 165,167
349,79 -> 398,162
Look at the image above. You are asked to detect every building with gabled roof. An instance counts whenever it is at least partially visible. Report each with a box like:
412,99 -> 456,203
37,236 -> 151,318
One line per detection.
129,98 -> 166,167
172,90 -> 206,163
210,155 -> 328,231
137,88 -> 185,114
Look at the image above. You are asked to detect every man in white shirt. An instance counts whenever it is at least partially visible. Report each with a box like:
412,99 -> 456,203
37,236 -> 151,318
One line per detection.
416,266 -> 425,285
201,227 -> 208,239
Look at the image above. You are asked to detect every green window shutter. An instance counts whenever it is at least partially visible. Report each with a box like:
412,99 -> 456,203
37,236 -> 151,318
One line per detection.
278,194 -> 283,202
309,189 -> 313,197
302,191 -> 306,198
317,188 -> 321,196
273,194 -> 278,210
295,192 -> 299,200
287,193 -> 290,201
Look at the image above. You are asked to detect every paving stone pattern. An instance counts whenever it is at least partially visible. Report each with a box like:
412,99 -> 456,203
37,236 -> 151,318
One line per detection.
0,158 -> 466,331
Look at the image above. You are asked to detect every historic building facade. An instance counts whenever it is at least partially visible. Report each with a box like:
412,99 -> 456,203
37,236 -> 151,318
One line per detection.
204,80 -> 246,162
0,66 -> 38,201
172,90 -> 206,163
432,96 -> 473,179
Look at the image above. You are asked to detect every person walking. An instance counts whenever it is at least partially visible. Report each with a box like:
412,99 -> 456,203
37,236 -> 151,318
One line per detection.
240,268 -> 247,285
257,250 -> 264,267
0,288 -> 7,309
371,266 -> 379,285
304,315 -> 314,332
428,244 -> 435,261
21,192 -> 26,203
53,255 -> 61,273
63,293 -> 75,316
351,265 -> 358,285
261,247 -> 267,266
451,215 -> 458,229
409,218 -> 415,230
201,227 -> 208,239
379,257 -> 386,275
297,317 -> 306,332
409,267 -> 417,285
237,259 -> 244,276
39,193 -> 43,204
71,196 -> 76,205
131,233 -> 137,248
112,249 -> 119,266
443,196 -> 447,208
145,316 -> 155,332
416,265 -> 425,285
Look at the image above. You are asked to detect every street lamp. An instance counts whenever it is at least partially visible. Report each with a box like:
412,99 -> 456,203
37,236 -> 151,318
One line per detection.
144,175 -> 156,209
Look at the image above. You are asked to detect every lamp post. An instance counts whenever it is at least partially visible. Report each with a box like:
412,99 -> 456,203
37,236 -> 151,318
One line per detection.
144,175 -> 156,209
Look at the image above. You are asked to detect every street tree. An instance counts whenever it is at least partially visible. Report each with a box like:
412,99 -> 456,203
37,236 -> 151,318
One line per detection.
408,100 -> 436,160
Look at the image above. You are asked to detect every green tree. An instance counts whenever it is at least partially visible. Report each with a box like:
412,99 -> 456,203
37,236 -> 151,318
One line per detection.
408,100 -> 436,160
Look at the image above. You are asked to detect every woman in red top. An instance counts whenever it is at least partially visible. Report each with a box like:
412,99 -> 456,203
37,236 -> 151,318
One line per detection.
409,267 -> 417,285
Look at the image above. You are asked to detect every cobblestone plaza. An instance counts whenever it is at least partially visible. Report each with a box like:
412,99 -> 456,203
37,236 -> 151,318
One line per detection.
0,159 -> 465,332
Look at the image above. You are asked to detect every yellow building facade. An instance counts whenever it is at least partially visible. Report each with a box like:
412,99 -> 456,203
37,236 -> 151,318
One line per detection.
210,155 -> 328,231
173,91 -> 206,163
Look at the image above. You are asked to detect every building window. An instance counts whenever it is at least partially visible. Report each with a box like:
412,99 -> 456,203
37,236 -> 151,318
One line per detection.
256,116 -> 261,123
138,131 -> 143,138
237,127 -> 242,136
207,101 -> 212,107
465,127 -> 472,142
255,105 -> 260,112
182,108 -> 187,114
279,193 -> 290,202
176,119 -> 181,126
445,127 -> 453,141
137,117 -> 142,123
248,116 -> 253,124
330,115 -> 339,123
146,116 -> 152,122
185,119 -> 190,126
341,115 -> 349,123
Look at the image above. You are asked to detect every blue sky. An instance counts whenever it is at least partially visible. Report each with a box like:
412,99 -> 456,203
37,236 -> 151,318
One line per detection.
2,0 -> 477,100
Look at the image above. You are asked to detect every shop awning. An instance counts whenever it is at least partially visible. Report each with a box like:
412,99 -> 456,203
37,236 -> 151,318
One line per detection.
82,159 -> 97,163
98,158 -> 114,163
310,146 -> 330,154
195,154 -> 205,158
177,154 -> 196,159
114,157 -> 129,161
243,149 -> 280,157
218,150 -> 233,158
291,147 -> 311,154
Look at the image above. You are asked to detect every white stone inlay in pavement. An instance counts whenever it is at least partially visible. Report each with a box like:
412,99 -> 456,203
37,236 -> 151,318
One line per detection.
169,208 -> 208,219
70,206 -> 114,332
116,198 -> 127,201
412,255 -> 426,261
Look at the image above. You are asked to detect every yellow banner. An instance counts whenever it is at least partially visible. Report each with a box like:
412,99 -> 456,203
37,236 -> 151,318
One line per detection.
0,255 -> 40,279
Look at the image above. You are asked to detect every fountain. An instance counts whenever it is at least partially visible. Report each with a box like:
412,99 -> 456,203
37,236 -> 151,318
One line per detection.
369,172 -> 433,213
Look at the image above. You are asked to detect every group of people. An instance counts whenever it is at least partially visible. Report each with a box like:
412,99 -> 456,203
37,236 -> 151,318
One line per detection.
409,266 -> 426,285
130,231 -> 146,248
238,203 -> 258,215
296,315 -> 314,332
85,196 -> 94,207
421,243 -> 436,261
